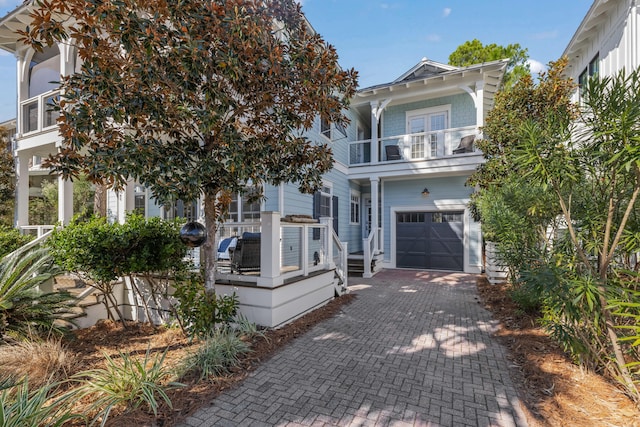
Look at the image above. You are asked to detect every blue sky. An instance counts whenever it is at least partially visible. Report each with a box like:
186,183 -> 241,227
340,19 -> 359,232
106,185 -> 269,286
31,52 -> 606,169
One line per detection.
0,0 -> 593,122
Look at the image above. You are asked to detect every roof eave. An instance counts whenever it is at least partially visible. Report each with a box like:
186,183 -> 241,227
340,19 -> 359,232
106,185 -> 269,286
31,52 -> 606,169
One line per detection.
356,59 -> 508,97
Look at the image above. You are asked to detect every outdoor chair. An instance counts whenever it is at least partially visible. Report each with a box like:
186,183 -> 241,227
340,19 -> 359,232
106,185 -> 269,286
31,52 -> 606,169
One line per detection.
452,135 -> 475,154
230,232 -> 261,273
385,144 -> 402,160
217,236 -> 237,261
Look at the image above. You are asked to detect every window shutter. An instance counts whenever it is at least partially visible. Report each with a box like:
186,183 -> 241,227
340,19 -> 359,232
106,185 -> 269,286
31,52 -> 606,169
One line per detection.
176,200 -> 184,218
313,191 -> 321,240
332,195 -> 339,236
312,191 -> 321,219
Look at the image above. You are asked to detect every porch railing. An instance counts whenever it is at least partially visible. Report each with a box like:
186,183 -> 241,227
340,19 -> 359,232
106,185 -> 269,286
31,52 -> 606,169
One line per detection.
330,227 -> 348,291
348,125 -> 479,166
19,90 -> 60,135
362,227 -> 379,278
214,212 -> 346,287
20,225 -> 55,238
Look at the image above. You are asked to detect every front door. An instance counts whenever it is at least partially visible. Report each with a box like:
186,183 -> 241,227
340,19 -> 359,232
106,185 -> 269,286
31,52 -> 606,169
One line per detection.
407,111 -> 448,159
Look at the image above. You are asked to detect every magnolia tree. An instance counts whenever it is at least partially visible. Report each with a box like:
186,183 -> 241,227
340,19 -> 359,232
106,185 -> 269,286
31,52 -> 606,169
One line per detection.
22,0 -> 358,290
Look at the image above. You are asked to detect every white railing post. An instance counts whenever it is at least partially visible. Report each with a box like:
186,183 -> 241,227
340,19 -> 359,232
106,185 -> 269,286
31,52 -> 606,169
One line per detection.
341,241 -> 348,289
257,211 -> 283,288
320,217 -> 332,267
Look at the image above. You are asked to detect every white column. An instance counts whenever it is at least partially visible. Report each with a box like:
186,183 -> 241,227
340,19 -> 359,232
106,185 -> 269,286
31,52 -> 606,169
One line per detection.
124,180 -> 135,218
257,211 -> 283,288
278,184 -> 285,215
370,177 -> 379,252
15,50 -> 28,135
57,175 -> 73,225
58,42 -> 74,76
15,152 -> 29,228
475,81 -> 484,132
370,101 -> 379,164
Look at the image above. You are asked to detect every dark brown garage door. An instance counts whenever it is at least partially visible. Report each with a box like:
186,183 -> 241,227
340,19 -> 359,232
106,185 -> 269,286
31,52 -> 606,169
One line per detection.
396,211 -> 463,271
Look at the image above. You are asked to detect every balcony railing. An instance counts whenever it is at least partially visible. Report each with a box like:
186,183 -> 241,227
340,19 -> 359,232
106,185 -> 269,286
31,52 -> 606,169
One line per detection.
348,125 -> 479,166
19,90 -> 60,135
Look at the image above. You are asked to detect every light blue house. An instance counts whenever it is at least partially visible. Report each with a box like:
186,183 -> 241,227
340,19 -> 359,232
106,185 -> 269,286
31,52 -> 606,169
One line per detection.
0,2 -> 506,326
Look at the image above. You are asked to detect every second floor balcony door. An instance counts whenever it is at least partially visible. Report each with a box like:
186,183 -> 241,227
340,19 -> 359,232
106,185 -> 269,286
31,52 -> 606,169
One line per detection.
407,111 -> 447,159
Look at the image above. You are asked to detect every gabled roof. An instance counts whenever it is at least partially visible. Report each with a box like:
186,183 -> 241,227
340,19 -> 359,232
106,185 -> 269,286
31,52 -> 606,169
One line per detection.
0,1 -> 34,54
392,57 -> 458,84
562,0 -> 616,60
356,58 -> 508,100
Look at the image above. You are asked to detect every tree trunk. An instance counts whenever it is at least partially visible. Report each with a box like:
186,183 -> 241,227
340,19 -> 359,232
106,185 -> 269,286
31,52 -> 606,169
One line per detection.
93,183 -> 107,217
203,192 -> 218,293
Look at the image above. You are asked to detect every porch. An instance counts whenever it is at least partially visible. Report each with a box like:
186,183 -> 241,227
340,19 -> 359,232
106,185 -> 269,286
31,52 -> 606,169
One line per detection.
211,211 -> 350,328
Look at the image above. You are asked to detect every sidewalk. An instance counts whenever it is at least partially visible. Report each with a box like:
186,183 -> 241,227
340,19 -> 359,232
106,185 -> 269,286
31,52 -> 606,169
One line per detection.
180,270 -> 528,426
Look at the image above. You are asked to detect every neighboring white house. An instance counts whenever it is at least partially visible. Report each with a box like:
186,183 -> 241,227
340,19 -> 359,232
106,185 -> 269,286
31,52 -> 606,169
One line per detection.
563,0 -> 640,98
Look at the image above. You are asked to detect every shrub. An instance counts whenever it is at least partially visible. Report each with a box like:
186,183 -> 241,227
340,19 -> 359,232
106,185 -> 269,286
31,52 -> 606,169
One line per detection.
0,226 -> 33,259
0,340 -> 78,389
0,246 -> 76,342
0,380 -> 80,427
180,328 -> 250,381
46,214 -> 189,325
172,273 -> 238,339
67,347 -> 182,425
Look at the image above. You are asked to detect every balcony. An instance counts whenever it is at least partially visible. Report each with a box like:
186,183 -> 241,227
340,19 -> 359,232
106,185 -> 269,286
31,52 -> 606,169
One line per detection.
348,125 -> 479,166
20,90 -> 60,136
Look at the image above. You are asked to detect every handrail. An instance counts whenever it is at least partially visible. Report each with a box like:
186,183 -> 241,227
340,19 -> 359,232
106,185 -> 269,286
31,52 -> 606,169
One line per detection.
362,227 -> 377,278
330,227 -> 348,290
2,229 -> 54,261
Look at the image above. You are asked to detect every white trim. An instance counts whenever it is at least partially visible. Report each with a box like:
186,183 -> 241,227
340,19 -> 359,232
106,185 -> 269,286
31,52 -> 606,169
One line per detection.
349,190 -> 361,225
405,104 -> 452,132
389,201 -> 473,273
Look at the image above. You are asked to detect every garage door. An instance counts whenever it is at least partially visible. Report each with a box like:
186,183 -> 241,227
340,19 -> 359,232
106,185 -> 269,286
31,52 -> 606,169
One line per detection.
396,211 -> 463,271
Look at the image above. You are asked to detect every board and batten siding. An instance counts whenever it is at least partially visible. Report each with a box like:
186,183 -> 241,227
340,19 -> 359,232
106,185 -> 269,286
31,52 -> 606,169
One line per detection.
566,1 -> 640,102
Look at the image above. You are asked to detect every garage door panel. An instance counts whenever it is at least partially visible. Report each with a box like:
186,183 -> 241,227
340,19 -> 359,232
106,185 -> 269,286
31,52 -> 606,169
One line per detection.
396,211 -> 463,271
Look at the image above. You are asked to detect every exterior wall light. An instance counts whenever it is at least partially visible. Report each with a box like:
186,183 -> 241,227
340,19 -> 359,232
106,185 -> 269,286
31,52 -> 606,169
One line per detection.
421,187 -> 430,197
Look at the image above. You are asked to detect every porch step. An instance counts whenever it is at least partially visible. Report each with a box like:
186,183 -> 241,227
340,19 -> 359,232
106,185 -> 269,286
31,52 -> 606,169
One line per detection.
53,274 -> 104,327
348,253 -> 384,277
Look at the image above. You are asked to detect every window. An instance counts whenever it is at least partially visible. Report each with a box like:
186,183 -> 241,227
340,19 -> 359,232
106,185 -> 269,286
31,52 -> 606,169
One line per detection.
589,54 -> 599,78
432,212 -> 463,223
224,187 -> 262,222
313,183 -> 337,238
241,191 -> 261,221
397,213 -> 425,223
350,192 -> 360,224
316,185 -> 332,217
407,108 -> 448,159
44,94 -> 60,128
163,199 -> 197,222
334,122 -> 347,139
579,53 -> 599,99
134,184 -> 146,216
320,117 -> 331,140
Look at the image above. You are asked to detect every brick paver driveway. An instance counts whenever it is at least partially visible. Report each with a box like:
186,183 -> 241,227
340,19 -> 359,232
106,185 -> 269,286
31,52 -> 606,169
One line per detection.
181,270 -> 528,427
